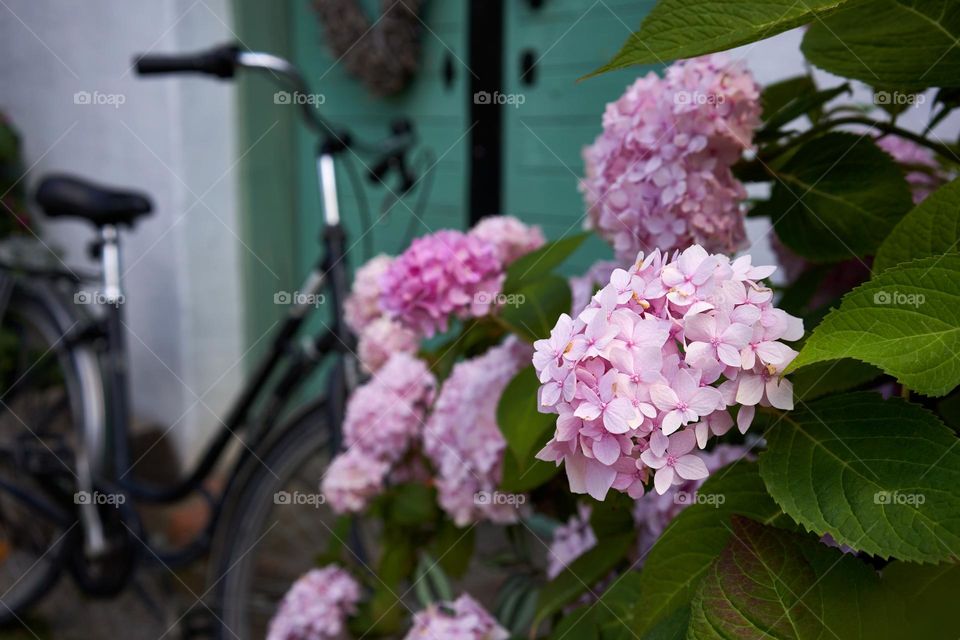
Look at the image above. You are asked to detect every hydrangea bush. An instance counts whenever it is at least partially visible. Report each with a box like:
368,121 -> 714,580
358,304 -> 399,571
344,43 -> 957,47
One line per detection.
270,6 -> 960,637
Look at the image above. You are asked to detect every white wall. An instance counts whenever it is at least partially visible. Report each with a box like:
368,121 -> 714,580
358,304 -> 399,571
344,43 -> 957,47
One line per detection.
0,0 -> 245,465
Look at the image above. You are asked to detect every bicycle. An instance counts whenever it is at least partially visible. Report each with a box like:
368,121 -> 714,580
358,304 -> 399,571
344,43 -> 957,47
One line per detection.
0,43 -> 428,638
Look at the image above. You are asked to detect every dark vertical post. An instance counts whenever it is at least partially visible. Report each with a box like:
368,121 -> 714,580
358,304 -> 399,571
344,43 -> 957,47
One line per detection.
468,0 -> 505,225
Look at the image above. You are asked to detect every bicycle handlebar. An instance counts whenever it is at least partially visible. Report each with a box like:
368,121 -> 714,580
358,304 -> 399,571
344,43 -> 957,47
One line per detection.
134,43 -> 423,202
135,44 -> 240,79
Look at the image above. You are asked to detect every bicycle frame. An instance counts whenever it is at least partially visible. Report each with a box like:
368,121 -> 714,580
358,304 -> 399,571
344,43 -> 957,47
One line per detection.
109,143 -> 355,506
0,142 -> 359,566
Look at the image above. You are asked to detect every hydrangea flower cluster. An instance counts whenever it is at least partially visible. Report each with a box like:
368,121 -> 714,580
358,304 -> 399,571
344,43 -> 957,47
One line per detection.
876,134 -> 950,204
356,315 -> 419,374
322,353 -> 436,513
533,245 -> 802,499
404,594 -> 509,640
424,338 -> 532,526
581,54 -> 760,261
343,254 -> 420,373
380,230 -> 505,337
344,254 -> 394,333
469,215 -> 546,265
267,566 -> 361,640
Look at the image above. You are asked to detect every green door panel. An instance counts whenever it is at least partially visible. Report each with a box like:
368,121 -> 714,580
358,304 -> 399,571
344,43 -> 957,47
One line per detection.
503,1 -> 659,275
290,0 -> 470,283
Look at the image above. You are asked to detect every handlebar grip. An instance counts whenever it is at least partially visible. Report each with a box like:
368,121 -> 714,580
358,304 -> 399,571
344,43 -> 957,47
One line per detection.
134,44 -> 240,79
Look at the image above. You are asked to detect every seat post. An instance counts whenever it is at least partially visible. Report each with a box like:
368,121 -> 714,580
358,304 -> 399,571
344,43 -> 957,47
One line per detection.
100,225 -> 123,305
98,224 -> 132,477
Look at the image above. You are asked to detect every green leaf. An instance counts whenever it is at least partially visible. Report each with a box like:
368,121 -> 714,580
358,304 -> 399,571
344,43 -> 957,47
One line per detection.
874,177 -> 960,273
382,483 -> 438,526
802,0 -> 960,90
534,533 -> 633,629
499,448 -> 559,493
761,75 -> 817,120
413,552 -> 454,605
503,233 -> 587,294
688,517 -> 898,639
689,517 -> 960,639
882,561 -> 960,638
589,492 -> 636,539
630,462 -> 786,635
495,574 -> 539,635
497,366 -> 555,463
760,392 -> 960,563
498,275 -> 571,342
431,520 -> 475,578
791,358 -> 883,401
788,254 -> 960,396
589,0 -> 852,76
759,81 -> 851,138
596,573 -> 644,639
641,606 -> 689,640
757,132 -> 913,262
688,517 -> 829,639
549,605 -> 600,640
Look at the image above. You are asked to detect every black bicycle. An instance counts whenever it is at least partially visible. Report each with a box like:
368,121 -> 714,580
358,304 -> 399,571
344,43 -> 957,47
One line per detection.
0,44 -> 426,638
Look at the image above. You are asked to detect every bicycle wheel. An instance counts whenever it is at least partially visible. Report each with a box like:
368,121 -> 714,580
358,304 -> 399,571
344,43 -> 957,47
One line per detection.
208,396 -> 371,639
0,284 -> 100,626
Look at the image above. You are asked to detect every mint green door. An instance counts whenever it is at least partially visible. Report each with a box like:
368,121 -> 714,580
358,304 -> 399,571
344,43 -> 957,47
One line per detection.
502,0 -> 658,274
290,1 -> 472,278
288,1 -> 657,276
234,1 -> 657,348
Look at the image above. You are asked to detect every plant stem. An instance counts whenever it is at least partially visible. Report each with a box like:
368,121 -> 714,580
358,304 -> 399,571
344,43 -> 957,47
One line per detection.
762,116 -> 958,164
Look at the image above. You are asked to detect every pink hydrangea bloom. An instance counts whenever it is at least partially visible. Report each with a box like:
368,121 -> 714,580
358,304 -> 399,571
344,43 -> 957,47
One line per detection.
341,352 -> 436,464
321,448 -> 390,513
469,215 -> 546,265
344,254 -> 394,334
323,353 -> 435,514
546,503 -> 597,579
876,134 -> 950,204
423,338 -> 532,526
581,55 -> 760,261
357,316 -> 419,373
405,594 -> 509,640
380,230 -> 505,337
533,245 -> 802,500
267,566 -> 361,640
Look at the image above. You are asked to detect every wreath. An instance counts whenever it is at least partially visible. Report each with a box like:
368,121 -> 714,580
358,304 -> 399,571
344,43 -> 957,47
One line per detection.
312,0 -> 424,97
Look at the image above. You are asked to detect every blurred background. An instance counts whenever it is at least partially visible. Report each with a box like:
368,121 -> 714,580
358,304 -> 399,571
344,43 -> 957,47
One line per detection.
1,2 -> 958,636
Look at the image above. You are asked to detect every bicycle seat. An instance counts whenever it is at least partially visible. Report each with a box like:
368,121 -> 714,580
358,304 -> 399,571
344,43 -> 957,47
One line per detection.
35,174 -> 152,227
